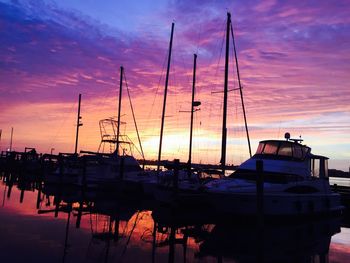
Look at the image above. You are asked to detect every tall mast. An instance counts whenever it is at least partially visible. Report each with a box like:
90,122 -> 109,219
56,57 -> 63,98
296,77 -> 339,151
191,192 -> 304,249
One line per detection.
231,24 -> 252,157
220,12 -> 231,175
74,94 -> 82,155
188,53 -> 198,174
116,66 -> 124,155
9,127 -> 13,151
157,22 -> 175,172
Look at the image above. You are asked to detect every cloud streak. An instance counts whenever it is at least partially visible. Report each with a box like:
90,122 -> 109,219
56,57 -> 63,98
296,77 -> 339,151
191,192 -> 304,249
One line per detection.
0,0 -> 349,170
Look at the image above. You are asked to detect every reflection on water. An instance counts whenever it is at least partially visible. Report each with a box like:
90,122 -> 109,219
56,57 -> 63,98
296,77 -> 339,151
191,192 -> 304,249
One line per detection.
0,171 -> 349,263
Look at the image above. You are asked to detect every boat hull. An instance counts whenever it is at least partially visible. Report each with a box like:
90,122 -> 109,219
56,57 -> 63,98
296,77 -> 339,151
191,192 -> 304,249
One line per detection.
207,191 -> 343,217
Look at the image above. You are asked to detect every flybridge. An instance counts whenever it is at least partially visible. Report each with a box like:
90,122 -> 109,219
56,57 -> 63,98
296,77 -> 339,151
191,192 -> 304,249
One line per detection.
255,140 -> 310,160
284,131 -> 304,143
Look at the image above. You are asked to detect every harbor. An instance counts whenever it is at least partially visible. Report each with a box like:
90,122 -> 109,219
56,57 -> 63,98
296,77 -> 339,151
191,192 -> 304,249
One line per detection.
0,165 -> 349,263
1,1 -> 350,262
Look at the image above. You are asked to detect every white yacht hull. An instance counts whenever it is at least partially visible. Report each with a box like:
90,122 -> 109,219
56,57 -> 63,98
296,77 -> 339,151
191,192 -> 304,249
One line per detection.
207,191 -> 343,216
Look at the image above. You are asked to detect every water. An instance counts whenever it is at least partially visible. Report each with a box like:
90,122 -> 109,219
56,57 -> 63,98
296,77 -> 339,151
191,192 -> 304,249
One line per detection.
0,177 -> 349,263
330,177 -> 350,187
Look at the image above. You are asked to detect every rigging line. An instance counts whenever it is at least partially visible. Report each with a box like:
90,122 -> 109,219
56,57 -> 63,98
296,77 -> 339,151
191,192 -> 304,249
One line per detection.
195,22 -> 202,54
170,58 -> 183,156
209,20 -> 227,162
229,39 -> 239,135
123,71 -> 145,160
230,22 -> 252,157
207,21 -> 225,93
213,20 -> 227,93
120,212 -> 141,259
79,79 -> 117,148
173,29 -> 192,88
145,48 -> 168,128
46,99 -> 77,153
144,51 -> 168,160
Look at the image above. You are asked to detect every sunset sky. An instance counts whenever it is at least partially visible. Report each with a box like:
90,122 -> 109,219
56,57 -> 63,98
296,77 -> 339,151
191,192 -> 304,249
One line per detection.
1,0 -> 349,170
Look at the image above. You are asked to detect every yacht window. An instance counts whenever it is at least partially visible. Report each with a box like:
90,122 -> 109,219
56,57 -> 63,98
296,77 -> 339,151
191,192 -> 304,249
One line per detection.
312,158 -> 320,178
324,160 -> 328,178
292,145 -> 303,159
278,142 -> 293,157
301,146 -> 310,158
262,142 -> 279,155
255,143 -> 265,154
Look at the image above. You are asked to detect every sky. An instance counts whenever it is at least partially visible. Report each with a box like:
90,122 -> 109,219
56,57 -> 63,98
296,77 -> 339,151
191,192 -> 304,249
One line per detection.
0,0 -> 349,170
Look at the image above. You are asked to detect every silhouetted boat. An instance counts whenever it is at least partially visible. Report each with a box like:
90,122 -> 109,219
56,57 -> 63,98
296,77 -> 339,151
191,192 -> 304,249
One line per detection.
204,133 -> 344,217
198,217 -> 341,262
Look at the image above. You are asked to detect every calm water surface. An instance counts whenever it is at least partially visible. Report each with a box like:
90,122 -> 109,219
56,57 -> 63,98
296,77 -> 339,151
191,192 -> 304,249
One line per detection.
0,176 -> 349,263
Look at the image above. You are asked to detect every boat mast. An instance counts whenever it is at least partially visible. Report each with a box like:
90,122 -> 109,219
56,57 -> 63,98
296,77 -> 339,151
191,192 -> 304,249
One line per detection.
157,22 -> 175,172
188,53 -> 197,174
9,127 -> 13,151
220,12 -> 231,175
230,23 -> 252,157
116,66 -> 124,155
74,94 -> 82,155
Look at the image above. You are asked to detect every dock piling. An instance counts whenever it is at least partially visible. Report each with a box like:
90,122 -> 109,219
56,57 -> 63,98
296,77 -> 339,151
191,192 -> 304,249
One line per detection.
173,159 -> 179,191
256,159 -> 264,216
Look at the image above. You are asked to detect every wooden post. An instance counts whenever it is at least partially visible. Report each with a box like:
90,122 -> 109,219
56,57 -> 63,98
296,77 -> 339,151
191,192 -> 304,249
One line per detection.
54,196 -> 60,218
81,156 -> 87,188
20,189 -> 24,203
7,185 -> 12,198
114,216 -> 120,241
256,159 -> 264,262
36,182 -> 42,209
63,207 -> 72,263
173,159 -> 179,191
9,127 -> 13,151
256,159 -> 264,216
168,226 -> 176,263
120,156 -> 125,179
59,154 -> 64,183
76,201 -> 83,228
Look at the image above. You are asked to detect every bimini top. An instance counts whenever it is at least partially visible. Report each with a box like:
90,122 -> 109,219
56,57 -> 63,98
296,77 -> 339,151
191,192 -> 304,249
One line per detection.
254,140 -> 311,161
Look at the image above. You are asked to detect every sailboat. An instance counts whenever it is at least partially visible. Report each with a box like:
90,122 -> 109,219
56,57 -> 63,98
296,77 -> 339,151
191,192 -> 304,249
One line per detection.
44,67 -> 149,189
203,13 -> 343,217
144,21 -> 210,205
80,66 -> 154,191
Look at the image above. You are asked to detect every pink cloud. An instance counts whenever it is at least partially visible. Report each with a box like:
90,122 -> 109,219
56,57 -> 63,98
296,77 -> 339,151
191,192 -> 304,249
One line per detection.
0,1 -> 349,169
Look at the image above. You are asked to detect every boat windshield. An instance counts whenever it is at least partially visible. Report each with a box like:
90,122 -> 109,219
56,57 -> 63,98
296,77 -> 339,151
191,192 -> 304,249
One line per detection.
231,169 -> 304,183
255,141 -> 310,160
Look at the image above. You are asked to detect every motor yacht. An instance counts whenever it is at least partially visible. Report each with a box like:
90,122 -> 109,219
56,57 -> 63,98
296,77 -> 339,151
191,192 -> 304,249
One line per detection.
204,133 -> 344,217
